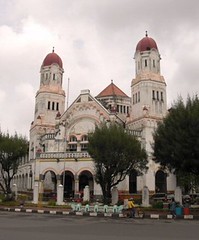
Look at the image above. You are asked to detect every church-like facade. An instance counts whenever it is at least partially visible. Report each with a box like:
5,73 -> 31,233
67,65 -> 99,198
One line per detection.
14,33 -> 176,200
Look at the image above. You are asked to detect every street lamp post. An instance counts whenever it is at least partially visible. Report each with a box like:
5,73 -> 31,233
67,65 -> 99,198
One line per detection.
63,161 -> 66,200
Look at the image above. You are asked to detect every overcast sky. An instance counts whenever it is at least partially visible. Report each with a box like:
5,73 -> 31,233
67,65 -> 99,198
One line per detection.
0,0 -> 199,138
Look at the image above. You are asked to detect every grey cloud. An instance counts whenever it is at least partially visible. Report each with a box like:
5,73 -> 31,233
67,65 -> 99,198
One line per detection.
1,0 -> 199,137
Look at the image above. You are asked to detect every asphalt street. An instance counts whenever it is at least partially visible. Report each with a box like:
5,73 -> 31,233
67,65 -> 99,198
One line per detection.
0,211 -> 198,240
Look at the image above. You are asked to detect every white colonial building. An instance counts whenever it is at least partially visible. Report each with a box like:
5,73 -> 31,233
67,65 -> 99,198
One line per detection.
14,33 -> 176,201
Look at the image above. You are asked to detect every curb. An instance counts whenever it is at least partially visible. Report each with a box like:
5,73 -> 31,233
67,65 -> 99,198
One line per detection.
0,207 -> 199,220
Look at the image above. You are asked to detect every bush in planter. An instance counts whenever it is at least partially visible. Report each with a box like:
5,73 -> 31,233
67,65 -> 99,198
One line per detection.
117,199 -> 124,206
152,201 -> 163,209
0,200 -> 20,206
0,193 -> 6,202
48,199 -> 56,206
82,200 -> 90,206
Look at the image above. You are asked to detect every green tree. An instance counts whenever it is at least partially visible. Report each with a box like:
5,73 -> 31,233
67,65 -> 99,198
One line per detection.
88,123 -> 147,204
176,171 -> 199,194
0,132 -> 28,199
153,95 -> 199,176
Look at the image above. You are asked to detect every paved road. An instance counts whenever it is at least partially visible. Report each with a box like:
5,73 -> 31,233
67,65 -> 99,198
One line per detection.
0,211 -> 198,240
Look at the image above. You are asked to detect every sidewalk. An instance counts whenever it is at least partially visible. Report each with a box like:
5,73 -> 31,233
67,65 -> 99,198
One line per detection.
1,205 -> 199,220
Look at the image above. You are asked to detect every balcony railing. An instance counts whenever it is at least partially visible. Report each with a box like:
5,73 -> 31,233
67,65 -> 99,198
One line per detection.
37,151 -> 90,159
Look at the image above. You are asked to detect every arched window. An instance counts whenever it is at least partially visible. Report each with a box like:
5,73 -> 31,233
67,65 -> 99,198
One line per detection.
80,135 -> 88,151
79,170 -> 94,197
129,170 -> 137,194
69,135 -> 77,152
81,135 -> 88,142
69,135 -> 77,142
153,59 -> 155,67
155,170 -> 167,193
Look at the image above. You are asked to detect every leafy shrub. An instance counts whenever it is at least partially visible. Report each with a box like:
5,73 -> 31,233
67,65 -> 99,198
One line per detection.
0,193 -> 6,202
134,198 -> 142,205
152,201 -> 163,209
17,194 -> 28,201
117,199 -> 124,206
82,200 -> 90,206
0,200 -> 20,206
48,199 -> 56,206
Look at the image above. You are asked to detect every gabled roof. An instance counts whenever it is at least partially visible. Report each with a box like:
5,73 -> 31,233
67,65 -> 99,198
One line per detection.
96,81 -> 129,98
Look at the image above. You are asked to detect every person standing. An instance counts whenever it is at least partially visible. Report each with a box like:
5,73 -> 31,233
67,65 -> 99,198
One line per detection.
128,198 -> 136,218
170,198 -> 176,219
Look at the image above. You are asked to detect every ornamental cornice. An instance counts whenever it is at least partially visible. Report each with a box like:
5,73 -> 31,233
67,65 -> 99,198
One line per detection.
36,86 -> 65,96
132,73 -> 165,86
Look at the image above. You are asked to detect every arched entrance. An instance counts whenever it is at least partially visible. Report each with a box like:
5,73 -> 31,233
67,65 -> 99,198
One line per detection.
129,169 -> 137,193
79,170 -> 94,198
155,170 -> 167,193
61,171 -> 74,199
43,170 -> 57,201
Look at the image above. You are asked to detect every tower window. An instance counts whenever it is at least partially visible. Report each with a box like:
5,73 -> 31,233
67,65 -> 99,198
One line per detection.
52,102 -> 55,110
46,73 -> 48,80
127,106 -> 129,114
135,93 -> 137,103
133,95 -> 135,104
157,91 -> 159,101
145,59 -> 147,67
48,101 -> 50,110
53,74 -> 56,80
152,90 -> 155,100
138,91 -> 140,102
153,60 -> 155,67
161,92 -> 163,101
120,105 -> 123,113
124,106 -> 126,114
56,102 -> 59,111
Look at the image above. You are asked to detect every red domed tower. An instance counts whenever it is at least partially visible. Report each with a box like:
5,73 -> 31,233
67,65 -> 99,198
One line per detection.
40,48 -> 64,88
42,48 -> 63,68
127,33 -> 171,194
128,31 -> 167,144
134,31 -> 161,77
136,32 -> 158,52
35,48 -> 66,122
30,48 -> 66,160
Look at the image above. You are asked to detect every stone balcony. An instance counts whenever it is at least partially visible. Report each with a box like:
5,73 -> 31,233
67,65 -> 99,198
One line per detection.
36,151 -> 90,159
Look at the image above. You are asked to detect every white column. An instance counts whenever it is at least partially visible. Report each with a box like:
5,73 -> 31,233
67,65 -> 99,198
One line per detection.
175,186 -> 182,205
33,182 -> 39,204
12,184 -> 18,201
57,184 -> 64,205
74,175 -> 79,196
111,186 -> 118,205
83,185 -> 90,202
142,186 -> 150,207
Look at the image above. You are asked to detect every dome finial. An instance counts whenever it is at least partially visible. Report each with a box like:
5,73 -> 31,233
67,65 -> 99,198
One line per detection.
52,47 -> 54,53
145,31 -> 148,37
111,79 -> 113,84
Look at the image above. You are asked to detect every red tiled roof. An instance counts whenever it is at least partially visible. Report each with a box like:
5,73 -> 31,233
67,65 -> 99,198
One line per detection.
97,82 -> 128,98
